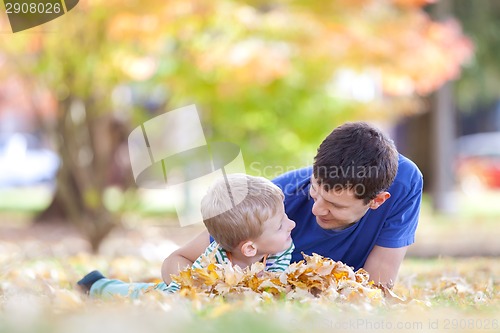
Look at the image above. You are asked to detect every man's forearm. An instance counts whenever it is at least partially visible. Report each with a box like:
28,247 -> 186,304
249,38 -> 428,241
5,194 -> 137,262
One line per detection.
364,262 -> 397,289
363,245 -> 408,288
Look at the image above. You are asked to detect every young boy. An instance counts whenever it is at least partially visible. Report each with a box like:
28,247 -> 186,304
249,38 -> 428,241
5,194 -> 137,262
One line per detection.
78,174 -> 295,298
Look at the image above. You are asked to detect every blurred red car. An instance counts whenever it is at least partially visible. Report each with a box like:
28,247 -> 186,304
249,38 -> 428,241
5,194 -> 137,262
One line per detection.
456,132 -> 500,190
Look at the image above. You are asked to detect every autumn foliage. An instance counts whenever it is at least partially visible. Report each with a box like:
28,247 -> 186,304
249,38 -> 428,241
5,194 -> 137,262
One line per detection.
167,251 -> 408,306
0,0 -> 473,251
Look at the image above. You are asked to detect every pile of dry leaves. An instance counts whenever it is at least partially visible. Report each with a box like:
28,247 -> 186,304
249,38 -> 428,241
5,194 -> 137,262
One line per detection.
169,252 -> 404,304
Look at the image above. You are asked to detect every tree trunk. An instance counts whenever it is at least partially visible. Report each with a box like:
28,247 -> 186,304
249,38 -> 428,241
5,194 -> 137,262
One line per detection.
33,94 -> 133,252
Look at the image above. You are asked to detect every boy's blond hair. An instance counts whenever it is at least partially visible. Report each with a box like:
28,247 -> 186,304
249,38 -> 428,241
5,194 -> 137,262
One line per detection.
201,174 -> 284,251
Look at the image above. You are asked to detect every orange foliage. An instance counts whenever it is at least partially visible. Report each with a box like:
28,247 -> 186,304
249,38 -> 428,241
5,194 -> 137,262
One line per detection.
391,0 -> 436,7
170,252 -> 399,304
2,0 -> 473,100
99,0 -> 472,96
90,0 -> 473,96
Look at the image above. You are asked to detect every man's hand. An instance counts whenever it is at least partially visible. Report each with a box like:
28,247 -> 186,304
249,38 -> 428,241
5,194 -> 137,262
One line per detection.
363,245 -> 408,289
161,229 -> 210,284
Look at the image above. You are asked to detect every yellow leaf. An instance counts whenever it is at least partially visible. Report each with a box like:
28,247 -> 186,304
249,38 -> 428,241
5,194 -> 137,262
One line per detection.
192,264 -> 220,287
171,269 -> 193,287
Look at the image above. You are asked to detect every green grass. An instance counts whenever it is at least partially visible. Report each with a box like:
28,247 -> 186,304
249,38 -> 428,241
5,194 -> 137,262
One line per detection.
0,186 -> 53,213
0,186 -> 179,218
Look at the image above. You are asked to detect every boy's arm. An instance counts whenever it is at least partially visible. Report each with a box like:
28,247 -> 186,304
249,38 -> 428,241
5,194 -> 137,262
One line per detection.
161,229 -> 210,283
265,243 -> 295,272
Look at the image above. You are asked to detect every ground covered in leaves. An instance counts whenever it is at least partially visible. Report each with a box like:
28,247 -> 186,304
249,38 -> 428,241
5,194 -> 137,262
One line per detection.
1,238 -> 499,333
0,214 -> 499,333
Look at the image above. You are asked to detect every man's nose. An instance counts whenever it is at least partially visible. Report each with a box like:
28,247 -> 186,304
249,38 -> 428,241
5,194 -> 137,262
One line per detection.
311,197 -> 329,216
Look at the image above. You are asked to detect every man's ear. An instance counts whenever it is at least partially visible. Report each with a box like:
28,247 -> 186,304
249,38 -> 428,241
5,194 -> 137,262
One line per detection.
369,191 -> 391,209
240,241 -> 257,257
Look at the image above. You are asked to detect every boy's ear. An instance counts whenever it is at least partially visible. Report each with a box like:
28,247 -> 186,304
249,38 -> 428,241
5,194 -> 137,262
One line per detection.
240,241 -> 257,257
369,191 -> 391,210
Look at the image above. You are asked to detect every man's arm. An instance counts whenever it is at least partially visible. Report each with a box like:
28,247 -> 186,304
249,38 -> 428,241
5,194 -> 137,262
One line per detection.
363,245 -> 408,288
161,229 -> 210,283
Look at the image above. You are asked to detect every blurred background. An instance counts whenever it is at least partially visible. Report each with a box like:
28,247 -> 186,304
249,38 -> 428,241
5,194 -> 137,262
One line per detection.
0,0 -> 499,262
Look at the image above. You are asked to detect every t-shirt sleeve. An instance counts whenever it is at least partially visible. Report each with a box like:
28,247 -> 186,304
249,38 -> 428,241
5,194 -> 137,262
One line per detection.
375,171 -> 423,248
265,243 -> 295,272
192,241 -> 227,268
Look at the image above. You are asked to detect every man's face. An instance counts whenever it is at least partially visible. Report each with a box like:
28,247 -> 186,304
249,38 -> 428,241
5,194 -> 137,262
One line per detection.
309,176 -> 372,230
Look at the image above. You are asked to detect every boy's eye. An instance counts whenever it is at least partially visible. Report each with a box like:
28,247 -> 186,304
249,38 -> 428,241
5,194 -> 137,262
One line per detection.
278,223 -> 283,230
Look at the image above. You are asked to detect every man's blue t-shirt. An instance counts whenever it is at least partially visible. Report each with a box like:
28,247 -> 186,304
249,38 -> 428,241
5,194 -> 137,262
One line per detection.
272,154 -> 423,270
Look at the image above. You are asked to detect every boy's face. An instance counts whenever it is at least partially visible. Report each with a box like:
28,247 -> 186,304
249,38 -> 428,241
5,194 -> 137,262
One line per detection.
252,202 -> 295,255
309,176 -> 372,230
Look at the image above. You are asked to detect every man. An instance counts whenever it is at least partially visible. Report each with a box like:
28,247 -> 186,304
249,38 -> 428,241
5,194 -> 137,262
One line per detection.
161,122 -> 423,288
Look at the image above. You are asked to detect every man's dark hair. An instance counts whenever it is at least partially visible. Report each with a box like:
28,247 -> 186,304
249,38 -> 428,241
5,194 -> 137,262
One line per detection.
313,122 -> 398,204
